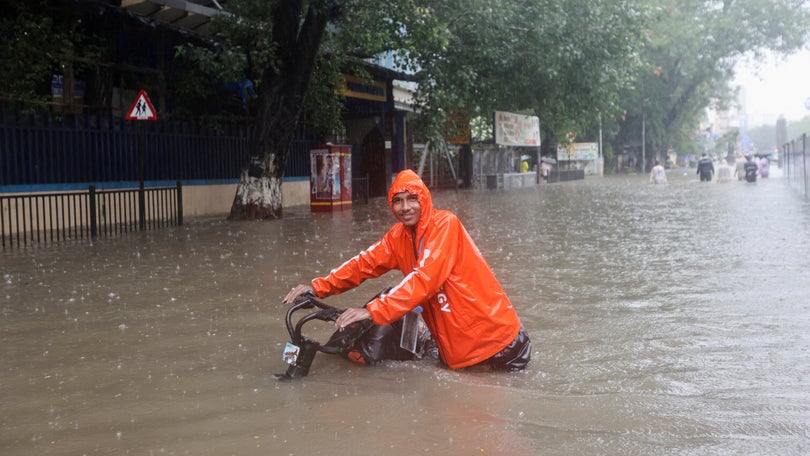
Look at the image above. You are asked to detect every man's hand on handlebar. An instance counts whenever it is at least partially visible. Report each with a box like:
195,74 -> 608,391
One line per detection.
335,307 -> 372,330
284,285 -> 372,329
284,284 -> 314,305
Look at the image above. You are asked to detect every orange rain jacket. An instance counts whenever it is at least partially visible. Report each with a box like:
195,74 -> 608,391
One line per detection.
311,170 -> 523,369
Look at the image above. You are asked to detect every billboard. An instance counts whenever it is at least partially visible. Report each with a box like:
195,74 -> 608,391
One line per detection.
494,111 -> 541,146
557,142 -> 599,161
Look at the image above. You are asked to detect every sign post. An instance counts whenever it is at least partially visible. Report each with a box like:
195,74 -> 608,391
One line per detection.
125,90 -> 157,230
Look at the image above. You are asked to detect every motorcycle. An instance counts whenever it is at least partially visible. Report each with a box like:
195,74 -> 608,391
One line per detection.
276,290 -> 436,380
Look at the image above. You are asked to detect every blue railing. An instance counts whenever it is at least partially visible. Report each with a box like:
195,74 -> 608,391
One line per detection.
1,183 -> 182,248
0,108 -> 314,192
782,133 -> 808,199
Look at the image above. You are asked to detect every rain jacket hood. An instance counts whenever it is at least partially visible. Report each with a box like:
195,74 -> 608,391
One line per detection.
387,169 -> 433,239
312,169 -> 523,369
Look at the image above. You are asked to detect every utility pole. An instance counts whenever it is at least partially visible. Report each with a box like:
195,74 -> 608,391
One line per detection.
641,109 -> 646,173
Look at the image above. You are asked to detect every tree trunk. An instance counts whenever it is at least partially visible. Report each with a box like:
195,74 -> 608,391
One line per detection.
226,98 -> 298,220
227,1 -> 341,220
227,174 -> 284,220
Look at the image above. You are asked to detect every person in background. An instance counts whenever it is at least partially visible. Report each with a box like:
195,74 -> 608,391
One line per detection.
734,154 -> 747,181
744,155 -> 759,183
284,169 -> 531,371
716,159 -> 732,183
649,160 -> 668,184
540,160 -> 552,181
758,155 -> 770,178
696,152 -> 714,182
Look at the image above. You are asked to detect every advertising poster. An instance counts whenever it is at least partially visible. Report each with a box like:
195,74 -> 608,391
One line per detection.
494,111 -> 541,146
557,142 -> 599,161
310,149 -> 340,199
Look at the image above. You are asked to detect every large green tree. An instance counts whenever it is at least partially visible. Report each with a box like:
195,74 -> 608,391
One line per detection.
383,0 -> 649,154
613,0 -> 810,171
185,0 -> 651,219
0,1 -> 106,110
520,0 -> 649,154
1,0 -> 654,214
180,0 -> 456,219
182,0 -> 346,220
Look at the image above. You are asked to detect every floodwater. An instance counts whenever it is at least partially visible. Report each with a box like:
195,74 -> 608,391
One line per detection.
2,167 -> 810,455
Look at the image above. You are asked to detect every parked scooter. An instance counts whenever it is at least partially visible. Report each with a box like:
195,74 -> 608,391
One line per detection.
276,290 -> 436,380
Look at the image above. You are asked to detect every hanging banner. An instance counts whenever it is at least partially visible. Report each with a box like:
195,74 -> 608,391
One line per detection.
494,111 -> 541,146
557,142 -> 599,161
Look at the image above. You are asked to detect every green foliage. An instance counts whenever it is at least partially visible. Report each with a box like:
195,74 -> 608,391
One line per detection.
303,55 -> 345,138
10,0 -> 808,183
399,0 -> 649,147
167,0 -> 653,162
0,1 -> 93,109
614,0 -> 810,166
0,0 -> 650,153
175,1 -> 278,85
525,0 -> 650,135
174,0 -> 444,137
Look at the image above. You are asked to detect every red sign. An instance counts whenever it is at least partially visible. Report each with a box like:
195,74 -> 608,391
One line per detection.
125,90 -> 157,120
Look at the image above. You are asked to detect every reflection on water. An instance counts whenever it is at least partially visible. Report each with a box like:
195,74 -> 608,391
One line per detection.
2,169 -> 810,455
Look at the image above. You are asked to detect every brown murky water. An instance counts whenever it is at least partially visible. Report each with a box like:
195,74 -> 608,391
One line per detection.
3,168 -> 810,455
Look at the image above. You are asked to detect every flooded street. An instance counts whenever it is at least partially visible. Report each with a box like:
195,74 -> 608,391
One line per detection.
2,168 -> 810,455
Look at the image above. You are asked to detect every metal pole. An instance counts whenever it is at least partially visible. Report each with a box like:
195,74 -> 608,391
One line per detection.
802,133 -> 808,198
417,141 -> 429,177
176,180 -> 184,226
641,109 -> 646,173
138,121 -> 146,230
89,185 -> 97,238
598,113 -> 603,176
442,141 -> 459,191
598,113 -> 603,157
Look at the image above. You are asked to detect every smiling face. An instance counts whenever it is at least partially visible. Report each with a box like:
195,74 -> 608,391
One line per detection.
391,191 -> 421,227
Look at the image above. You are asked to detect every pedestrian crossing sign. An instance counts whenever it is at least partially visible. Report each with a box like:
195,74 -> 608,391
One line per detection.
125,89 -> 157,120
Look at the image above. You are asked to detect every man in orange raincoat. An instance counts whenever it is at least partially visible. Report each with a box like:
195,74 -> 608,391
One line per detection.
286,169 -> 530,371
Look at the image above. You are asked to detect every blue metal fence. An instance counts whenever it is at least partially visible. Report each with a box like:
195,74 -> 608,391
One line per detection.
0,108 -> 313,190
1,110 -> 245,187
1,107 -> 316,247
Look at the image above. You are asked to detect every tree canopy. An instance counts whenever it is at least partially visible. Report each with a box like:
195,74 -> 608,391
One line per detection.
4,0 -> 810,204
613,0 -> 810,169
0,1 -> 106,110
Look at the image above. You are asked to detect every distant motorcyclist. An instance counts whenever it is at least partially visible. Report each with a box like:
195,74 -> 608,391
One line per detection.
744,155 -> 758,183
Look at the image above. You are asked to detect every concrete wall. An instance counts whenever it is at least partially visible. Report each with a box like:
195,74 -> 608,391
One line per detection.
479,172 -> 538,190
503,172 -> 538,190
281,179 -> 311,209
182,179 -> 311,218
1,180 -> 313,237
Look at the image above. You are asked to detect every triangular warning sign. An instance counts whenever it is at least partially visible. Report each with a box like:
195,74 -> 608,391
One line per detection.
125,89 -> 157,120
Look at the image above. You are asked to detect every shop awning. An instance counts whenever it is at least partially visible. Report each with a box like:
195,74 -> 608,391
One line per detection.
120,0 -> 227,36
